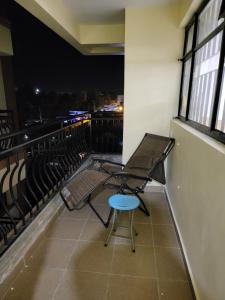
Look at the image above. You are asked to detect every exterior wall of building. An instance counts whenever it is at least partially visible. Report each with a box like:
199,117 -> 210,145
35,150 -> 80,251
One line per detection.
0,24 -> 13,56
1,57 -> 19,129
0,59 -> 6,110
0,23 -> 14,111
0,23 -> 18,127
123,4 -> 183,163
167,119 -> 225,300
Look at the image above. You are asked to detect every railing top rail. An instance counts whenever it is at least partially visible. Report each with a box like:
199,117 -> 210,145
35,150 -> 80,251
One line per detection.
91,117 -> 123,120
0,113 -> 89,141
0,113 -> 123,141
0,117 -> 91,160
0,109 -> 13,114
0,112 -> 124,159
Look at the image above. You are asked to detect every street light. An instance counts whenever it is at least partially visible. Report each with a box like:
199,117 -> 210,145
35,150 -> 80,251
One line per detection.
34,88 -> 40,95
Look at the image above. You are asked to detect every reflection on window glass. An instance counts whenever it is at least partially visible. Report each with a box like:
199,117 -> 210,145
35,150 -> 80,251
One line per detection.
216,63 -> 225,132
189,32 -> 222,126
185,26 -> 194,54
180,59 -> 192,117
198,0 -> 222,43
219,0 -> 225,19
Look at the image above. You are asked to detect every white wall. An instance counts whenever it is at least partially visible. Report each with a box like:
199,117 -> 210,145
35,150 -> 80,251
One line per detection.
167,120 -> 225,300
0,60 -> 6,110
123,4 -> 183,163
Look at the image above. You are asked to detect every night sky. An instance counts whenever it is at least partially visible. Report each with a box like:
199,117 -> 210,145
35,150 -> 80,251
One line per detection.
8,1 -> 124,94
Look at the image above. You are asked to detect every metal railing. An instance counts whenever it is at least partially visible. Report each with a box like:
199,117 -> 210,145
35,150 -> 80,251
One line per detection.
0,113 -> 89,152
0,112 -> 123,256
91,112 -> 123,153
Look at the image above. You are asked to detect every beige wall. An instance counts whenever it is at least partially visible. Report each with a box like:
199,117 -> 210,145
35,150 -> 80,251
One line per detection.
179,0 -> 203,27
16,0 -> 124,55
80,24 -> 124,45
0,24 -> 13,109
123,5 -> 183,163
0,25 -> 13,56
167,120 -> 225,300
16,0 -> 84,53
0,60 -> 6,110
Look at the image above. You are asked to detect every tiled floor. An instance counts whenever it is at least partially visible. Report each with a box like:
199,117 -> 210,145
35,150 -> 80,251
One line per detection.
2,189 -> 194,300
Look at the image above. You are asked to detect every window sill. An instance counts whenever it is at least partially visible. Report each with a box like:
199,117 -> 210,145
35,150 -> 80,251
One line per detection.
171,119 -> 225,155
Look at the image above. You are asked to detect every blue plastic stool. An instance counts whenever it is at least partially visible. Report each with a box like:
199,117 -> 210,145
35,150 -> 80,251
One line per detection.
104,194 -> 140,252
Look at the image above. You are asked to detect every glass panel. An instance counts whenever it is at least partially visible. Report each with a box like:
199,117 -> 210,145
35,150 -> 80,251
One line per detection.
185,25 -> 194,54
180,59 -> 192,117
189,32 -> 222,126
198,0 -> 222,43
216,62 -> 225,132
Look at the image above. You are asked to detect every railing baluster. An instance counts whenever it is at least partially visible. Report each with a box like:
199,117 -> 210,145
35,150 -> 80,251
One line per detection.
0,112 -> 123,256
9,153 -> 26,225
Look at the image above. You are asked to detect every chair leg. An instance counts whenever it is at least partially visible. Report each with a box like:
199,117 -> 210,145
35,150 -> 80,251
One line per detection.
136,193 -> 150,216
129,210 -> 135,252
104,209 -> 117,246
133,226 -> 138,236
88,201 -> 113,228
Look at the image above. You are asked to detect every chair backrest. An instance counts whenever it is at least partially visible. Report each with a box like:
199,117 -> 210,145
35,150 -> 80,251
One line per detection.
124,133 -> 175,186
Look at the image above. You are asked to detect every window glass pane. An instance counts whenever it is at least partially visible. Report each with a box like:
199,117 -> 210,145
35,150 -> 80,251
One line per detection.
185,25 -> 194,54
216,62 -> 225,132
219,0 -> 225,19
180,59 -> 192,116
189,32 -> 222,126
198,0 -> 222,43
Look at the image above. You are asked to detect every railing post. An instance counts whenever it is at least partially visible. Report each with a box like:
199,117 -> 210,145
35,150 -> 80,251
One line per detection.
89,113 -> 93,153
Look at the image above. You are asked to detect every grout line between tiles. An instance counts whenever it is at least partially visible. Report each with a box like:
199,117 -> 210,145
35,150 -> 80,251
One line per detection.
51,269 -> 67,300
151,206 -> 161,300
152,222 -> 172,225
104,222 -> 116,300
52,211 -> 91,300
152,223 -> 175,227
163,188 -> 196,300
77,211 -> 92,243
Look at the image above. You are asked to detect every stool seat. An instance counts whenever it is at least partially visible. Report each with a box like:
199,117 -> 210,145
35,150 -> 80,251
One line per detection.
108,194 -> 140,211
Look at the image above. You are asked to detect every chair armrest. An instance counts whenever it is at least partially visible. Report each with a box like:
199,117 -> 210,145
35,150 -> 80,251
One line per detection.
112,171 -> 152,182
92,158 -> 125,167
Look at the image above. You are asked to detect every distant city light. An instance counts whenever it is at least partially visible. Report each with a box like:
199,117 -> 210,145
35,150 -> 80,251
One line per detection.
34,88 -> 40,95
24,134 -> 29,140
68,110 -> 87,116
118,105 -> 123,112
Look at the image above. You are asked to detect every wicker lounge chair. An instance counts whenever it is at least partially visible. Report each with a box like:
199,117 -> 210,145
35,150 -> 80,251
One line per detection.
60,133 -> 175,227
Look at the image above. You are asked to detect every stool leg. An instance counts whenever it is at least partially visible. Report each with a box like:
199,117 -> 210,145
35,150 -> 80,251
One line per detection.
129,210 -> 135,252
104,209 -> 117,247
113,210 -> 119,232
133,226 -> 138,236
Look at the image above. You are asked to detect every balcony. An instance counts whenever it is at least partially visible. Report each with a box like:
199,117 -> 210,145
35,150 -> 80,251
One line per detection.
1,0 -> 225,299
0,113 -> 194,300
